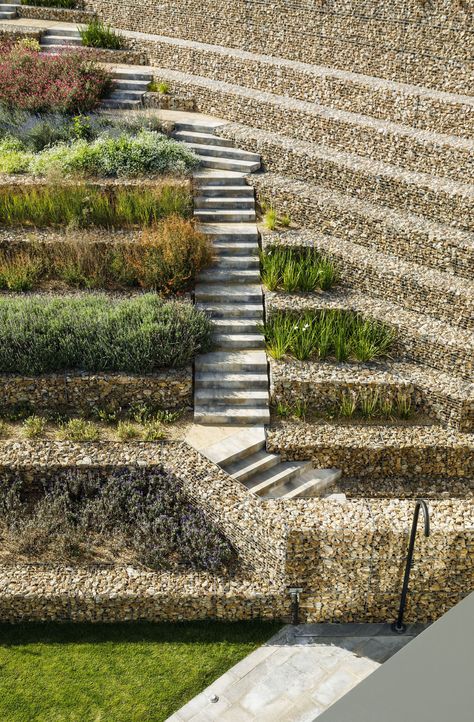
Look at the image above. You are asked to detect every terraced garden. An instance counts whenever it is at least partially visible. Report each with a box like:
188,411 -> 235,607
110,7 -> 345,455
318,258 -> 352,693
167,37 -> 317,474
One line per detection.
0,5 -> 472,719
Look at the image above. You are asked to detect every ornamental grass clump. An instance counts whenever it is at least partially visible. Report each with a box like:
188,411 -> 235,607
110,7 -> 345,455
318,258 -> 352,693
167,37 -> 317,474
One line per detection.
21,0 -> 77,7
260,247 -> 339,292
0,183 -> 192,227
79,19 -> 124,50
0,42 -> 110,113
263,310 -> 395,363
0,468 -> 235,571
0,294 -> 213,374
0,217 -> 212,293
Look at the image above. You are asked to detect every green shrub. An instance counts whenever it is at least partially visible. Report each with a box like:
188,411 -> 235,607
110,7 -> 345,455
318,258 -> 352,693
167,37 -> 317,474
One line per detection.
79,19 -> 124,50
0,294 -> 213,374
336,389 -> 413,420
0,183 -> 192,227
263,310 -> 395,363
21,0 -> 77,7
28,130 -> 199,178
260,247 -> 339,292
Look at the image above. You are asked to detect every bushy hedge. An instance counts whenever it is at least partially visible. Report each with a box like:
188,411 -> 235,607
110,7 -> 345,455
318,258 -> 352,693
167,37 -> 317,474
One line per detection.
0,468 -> 234,571
0,294 -> 213,374
0,42 -> 110,113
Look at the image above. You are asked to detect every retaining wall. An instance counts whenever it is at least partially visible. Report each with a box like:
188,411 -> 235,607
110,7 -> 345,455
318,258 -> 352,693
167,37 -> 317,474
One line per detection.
0,442 -> 472,623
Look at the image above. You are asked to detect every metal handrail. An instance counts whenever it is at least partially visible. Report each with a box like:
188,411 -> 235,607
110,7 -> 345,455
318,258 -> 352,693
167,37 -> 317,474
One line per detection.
392,499 -> 430,634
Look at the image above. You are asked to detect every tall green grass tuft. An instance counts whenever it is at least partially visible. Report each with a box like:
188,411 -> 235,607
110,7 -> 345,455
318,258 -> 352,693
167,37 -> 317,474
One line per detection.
0,184 -> 192,228
263,310 -> 395,362
0,294 -> 213,374
260,247 -> 339,293
79,19 -> 124,50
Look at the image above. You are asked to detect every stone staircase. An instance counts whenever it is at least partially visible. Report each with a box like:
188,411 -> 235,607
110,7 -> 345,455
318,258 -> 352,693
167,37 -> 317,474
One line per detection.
200,427 -> 341,499
0,2 -> 18,19
102,68 -> 152,110
172,121 -> 270,426
40,27 -> 82,52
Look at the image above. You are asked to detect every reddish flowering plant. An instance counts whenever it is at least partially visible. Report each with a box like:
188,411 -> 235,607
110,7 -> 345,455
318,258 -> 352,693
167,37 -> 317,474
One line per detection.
0,42 -> 110,113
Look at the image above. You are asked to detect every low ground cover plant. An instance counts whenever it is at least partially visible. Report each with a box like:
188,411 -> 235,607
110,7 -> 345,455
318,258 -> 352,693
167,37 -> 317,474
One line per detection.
264,310 -> 395,362
0,107 -> 167,152
0,130 -> 199,177
0,468 -> 234,571
261,246 -> 339,292
0,183 -> 191,227
0,294 -> 213,374
79,19 -> 124,50
0,41 -> 110,113
0,218 -> 213,292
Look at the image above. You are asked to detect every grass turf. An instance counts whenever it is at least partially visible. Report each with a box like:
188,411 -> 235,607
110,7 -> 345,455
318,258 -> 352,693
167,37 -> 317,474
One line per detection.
0,620 -> 280,721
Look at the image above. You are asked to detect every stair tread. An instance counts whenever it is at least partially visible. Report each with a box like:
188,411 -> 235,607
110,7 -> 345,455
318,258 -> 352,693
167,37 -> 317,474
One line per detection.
225,449 -> 280,480
247,460 -> 312,494
266,468 -> 342,499
200,426 -> 266,465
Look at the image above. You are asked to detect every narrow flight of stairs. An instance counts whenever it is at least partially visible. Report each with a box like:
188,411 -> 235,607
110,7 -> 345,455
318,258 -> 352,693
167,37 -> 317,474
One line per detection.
40,27 -> 82,53
173,119 -> 342,498
174,121 -> 270,426
201,427 -> 341,499
0,2 -> 18,19
102,68 -> 152,110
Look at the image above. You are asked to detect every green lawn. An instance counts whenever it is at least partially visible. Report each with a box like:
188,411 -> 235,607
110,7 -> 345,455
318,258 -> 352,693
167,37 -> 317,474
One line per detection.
0,620 -> 280,722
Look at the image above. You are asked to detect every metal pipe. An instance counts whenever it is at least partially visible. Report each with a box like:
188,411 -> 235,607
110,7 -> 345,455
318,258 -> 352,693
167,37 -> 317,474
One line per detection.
289,587 -> 303,625
392,499 -> 430,634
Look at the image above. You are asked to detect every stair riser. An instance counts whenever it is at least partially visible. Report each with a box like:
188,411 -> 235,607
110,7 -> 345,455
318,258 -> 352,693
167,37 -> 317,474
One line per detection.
101,100 -> 142,109
197,306 -> 263,319
213,245 -> 259,257
196,361 -> 267,374
42,38 -> 82,46
194,176 -> 247,187
212,322 -> 260,334
198,157 -> 260,172
198,270 -> 260,283
232,456 -> 280,482
197,378 -> 268,390
250,464 -> 313,496
195,211 -> 256,222
188,145 -> 260,163
194,199 -> 254,209
112,81 -> 150,91
174,133 -> 234,148
194,411 -> 270,425
215,258 -> 260,269
197,396 -> 269,409
213,338 -> 265,351
175,122 -> 224,134
110,91 -> 146,99
112,72 -> 152,81
198,187 -> 254,199
196,292 -> 262,304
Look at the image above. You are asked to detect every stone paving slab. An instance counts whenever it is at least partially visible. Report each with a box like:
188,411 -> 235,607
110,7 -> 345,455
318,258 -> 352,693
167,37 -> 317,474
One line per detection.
166,623 -> 426,722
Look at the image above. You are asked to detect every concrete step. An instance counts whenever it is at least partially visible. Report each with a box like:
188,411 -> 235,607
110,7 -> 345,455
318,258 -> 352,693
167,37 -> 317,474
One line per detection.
200,426 -> 266,466
198,224 -> 259,242
195,283 -> 262,303
224,449 -> 280,482
194,406 -> 270,425
175,130 -> 234,147
195,372 -> 268,389
101,98 -> 142,110
198,184 -> 254,198
108,90 -> 146,100
112,79 -> 150,90
196,155 -> 261,173
194,171 -> 247,186
213,255 -> 260,269
195,389 -> 269,408
0,10 -> 16,17
212,318 -> 261,333
213,242 -> 259,256
194,196 -> 254,209
0,4 -> 20,9
212,333 -> 265,350
198,268 -> 260,283
265,468 -> 342,499
112,70 -> 152,81
41,36 -> 82,46
175,122 -> 225,134
44,27 -> 80,37
194,209 -> 256,222
195,350 -> 267,373
185,142 -> 260,163
197,303 -> 263,319
247,460 -> 313,496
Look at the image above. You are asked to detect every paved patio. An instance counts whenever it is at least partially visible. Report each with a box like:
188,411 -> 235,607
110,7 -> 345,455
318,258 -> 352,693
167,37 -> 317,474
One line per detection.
166,623 -> 426,722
